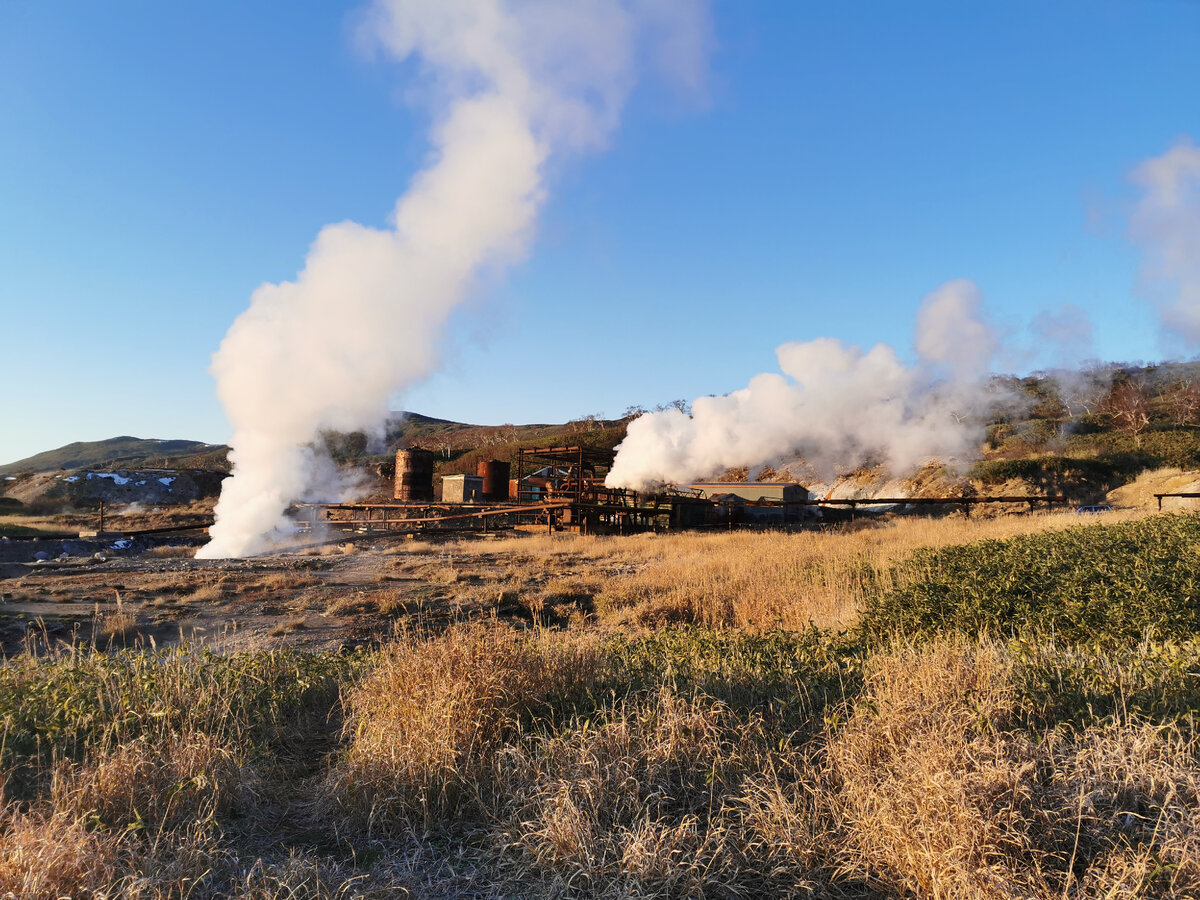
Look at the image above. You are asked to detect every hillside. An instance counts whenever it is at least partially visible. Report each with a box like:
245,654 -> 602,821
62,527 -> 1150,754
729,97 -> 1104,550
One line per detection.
10,359 -> 1200,503
0,437 -> 227,475
325,411 -> 631,477
0,412 -> 632,483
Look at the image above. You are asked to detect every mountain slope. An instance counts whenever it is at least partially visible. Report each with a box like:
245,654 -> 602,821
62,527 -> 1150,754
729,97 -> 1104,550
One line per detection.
0,437 -> 225,474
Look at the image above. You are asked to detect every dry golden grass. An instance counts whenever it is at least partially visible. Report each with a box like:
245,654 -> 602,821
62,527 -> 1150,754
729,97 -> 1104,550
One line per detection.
393,510 -> 1150,633
94,591 -> 139,645
500,687 -> 803,896
0,806 -> 122,898
56,732 -> 247,835
257,572 -> 322,592
323,625 -> 605,833
825,640 -> 1200,898
560,509 -> 1146,630
268,616 -> 308,636
826,641 -> 1056,898
143,544 -> 197,559
9,508 -> 1200,897
0,731 -> 247,898
183,581 -> 225,604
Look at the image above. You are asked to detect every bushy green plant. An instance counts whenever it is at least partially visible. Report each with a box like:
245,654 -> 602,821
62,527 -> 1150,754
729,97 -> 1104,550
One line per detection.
1013,636 -> 1200,727
862,513 -> 1200,644
0,647 -> 364,799
605,626 -> 863,729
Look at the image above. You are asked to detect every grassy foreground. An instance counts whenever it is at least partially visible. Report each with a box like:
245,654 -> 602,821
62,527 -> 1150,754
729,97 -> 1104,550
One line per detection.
4,512 -> 1200,898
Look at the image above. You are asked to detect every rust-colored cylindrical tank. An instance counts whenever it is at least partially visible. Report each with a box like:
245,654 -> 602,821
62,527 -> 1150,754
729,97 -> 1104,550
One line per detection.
477,459 -> 512,502
394,449 -> 435,501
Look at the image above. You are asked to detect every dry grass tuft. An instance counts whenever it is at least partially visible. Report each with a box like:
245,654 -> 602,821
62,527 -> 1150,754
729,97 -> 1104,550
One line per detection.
1059,722 -> 1200,897
96,609 -> 138,645
826,641 -> 1055,898
825,640 -> 1200,898
230,851 -> 406,899
0,806 -> 120,898
258,572 -> 322,592
500,688 -> 806,896
269,616 -> 308,636
323,625 -> 604,833
0,733 -> 246,898
56,732 -> 248,834
184,581 -> 225,604
143,544 -> 196,559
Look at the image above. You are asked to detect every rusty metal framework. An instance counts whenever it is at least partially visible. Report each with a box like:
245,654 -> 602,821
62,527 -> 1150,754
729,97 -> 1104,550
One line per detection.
291,446 -> 1070,539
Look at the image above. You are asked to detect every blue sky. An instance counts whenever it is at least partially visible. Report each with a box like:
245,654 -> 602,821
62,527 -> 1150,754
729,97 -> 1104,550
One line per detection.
1,1 -> 1197,464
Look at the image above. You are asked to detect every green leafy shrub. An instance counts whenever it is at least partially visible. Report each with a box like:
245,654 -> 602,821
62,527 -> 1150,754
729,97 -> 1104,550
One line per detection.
1013,636 -> 1200,727
861,513 -> 1200,644
0,647 -> 363,799
605,626 -> 863,729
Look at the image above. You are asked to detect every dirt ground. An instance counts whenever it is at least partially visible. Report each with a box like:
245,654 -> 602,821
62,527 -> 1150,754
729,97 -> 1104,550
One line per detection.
0,527 -> 611,657
2,469 -> 1181,659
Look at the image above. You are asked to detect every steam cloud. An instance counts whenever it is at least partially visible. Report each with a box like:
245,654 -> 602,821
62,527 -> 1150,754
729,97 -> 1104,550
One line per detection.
606,279 -> 999,490
1129,137 -> 1200,344
200,0 -> 709,558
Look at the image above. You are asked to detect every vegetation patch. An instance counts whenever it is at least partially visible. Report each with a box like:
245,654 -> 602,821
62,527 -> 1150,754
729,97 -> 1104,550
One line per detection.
862,512 -> 1200,644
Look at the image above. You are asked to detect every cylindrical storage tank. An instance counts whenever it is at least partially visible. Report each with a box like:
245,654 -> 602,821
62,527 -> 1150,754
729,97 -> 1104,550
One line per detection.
477,459 -> 512,502
394,449 -> 435,501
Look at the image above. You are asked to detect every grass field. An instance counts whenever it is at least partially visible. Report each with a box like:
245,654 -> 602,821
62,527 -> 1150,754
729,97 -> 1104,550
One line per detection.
4,509 -> 1200,897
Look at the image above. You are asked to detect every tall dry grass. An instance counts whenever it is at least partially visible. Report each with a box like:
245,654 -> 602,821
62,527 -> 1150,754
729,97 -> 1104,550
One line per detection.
323,624 -> 606,834
497,687 -> 825,897
319,626 -> 1200,898
0,732 -> 247,898
586,510 -> 1149,630
826,640 -> 1200,898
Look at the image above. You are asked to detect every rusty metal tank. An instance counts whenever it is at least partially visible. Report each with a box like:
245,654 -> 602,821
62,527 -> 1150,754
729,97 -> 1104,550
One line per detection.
394,449 -> 435,501
477,459 -> 512,502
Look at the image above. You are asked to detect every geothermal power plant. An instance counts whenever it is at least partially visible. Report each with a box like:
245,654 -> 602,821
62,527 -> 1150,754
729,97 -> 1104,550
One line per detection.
294,446 -> 1069,540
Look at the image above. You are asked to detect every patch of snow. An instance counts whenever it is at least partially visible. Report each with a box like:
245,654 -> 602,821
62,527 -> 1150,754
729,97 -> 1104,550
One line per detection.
158,477 -> 176,486
110,540 -> 132,550
4,476 -> 15,481
88,472 -> 131,485
64,476 -> 80,483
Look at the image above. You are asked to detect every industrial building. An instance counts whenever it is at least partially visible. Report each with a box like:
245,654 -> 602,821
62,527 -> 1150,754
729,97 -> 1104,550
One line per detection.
685,482 -> 813,524
294,446 -> 1065,539
441,474 -> 483,503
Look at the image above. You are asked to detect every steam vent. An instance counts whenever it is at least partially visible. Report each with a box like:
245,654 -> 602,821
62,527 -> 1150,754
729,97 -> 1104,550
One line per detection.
393,449 -> 435,501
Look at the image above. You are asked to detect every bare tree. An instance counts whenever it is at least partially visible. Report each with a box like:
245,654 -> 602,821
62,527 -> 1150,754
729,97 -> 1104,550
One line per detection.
1103,381 -> 1152,446
1058,369 -> 1111,418
653,399 -> 691,414
1163,379 -> 1200,427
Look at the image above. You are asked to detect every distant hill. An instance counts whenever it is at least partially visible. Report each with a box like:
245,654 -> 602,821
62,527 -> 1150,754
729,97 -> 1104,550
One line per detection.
0,436 -> 228,475
0,411 -> 632,479
333,412 -> 631,476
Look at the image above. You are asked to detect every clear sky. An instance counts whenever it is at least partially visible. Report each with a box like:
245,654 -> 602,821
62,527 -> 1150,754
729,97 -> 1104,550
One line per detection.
1,1 -> 1198,465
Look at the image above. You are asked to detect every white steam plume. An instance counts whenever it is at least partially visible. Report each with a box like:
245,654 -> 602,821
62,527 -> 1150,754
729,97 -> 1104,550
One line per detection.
606,279 -> 998,490
199,0 -> 709,558
1129,137 -> 1200,344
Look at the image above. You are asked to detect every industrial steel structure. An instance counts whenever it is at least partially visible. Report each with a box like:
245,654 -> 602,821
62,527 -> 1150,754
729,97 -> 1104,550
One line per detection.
289,446 -> 1070,540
